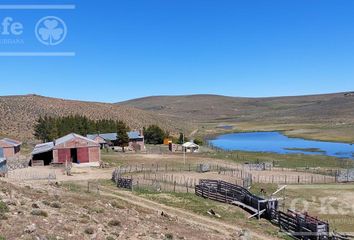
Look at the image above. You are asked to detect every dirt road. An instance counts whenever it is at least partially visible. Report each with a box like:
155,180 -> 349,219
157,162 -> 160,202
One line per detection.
100,186 -> 280,240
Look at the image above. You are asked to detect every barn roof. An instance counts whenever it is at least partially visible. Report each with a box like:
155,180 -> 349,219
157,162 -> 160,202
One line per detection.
0,138 -> 22,148
32,142 -> 54,155
55,133 -> 98,146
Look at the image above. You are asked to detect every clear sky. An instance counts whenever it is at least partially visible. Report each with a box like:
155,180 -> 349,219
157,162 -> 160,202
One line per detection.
0,0 -> 353,102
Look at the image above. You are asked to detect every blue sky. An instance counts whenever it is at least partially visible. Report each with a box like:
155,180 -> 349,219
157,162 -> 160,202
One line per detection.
0,0 -> 353,102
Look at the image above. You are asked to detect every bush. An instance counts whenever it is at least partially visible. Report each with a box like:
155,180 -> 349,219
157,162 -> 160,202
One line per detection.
0,235 -> 6,240
50,202 -> 61,209
108,219 -> 121,227
193,138 -> 204,146
0,201 -> 9,214
31,209 -> 48,217
84,227 -> 94,235
165,233 -> 173,240
111,201 -> 125,209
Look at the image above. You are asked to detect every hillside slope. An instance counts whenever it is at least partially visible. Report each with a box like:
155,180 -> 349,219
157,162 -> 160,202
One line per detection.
119,92 -> 354,123
119,92 -> 354,142
0,95 -> 188,140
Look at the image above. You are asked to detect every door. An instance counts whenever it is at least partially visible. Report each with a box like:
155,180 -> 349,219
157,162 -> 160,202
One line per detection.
77,148 -> 89,163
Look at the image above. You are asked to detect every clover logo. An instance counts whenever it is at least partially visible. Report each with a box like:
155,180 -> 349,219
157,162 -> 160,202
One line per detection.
35,16 -> 67,46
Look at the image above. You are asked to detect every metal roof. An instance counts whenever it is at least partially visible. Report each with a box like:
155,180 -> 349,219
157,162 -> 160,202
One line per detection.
31,142 -> 54,155
0,147 -> 4,159
87,131 -> 143,141
0,138 -> 22,148
127,131 -> 143,139
182,142 -> 199,148
55,133 -> 98,146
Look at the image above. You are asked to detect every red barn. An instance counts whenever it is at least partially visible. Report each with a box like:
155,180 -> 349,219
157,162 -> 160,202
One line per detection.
32,133 -> 100,166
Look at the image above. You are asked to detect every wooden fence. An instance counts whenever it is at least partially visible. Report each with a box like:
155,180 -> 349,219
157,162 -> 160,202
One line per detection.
270,209 -> 330,240
195,179 -> 336,240
195,179 -> 278,219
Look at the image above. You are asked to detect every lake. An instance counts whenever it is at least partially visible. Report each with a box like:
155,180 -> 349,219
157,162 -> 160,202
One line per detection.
209,132 -> 354,159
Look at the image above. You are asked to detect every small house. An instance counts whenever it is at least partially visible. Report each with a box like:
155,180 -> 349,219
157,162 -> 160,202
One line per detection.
0,138 -> 22,159
127,131 -> 145,151
86,134 -> 108,149
32,133 -> 101,166
182,142 -> 200,153
87,130 -> 145,151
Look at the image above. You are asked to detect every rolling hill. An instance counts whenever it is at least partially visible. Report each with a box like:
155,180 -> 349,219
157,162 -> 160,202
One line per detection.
118,92 -> 354,142
0,95 -> 189,140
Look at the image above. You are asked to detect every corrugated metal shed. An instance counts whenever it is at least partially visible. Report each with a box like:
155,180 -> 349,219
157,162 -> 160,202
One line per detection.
32,142 -> 54,155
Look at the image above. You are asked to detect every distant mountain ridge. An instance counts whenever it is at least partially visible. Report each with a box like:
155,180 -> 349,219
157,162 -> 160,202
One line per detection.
118,92 -> 354,125
0,95 -> 188,140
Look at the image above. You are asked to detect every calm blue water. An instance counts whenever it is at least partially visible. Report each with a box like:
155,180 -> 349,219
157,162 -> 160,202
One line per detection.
209,132 -> 354,159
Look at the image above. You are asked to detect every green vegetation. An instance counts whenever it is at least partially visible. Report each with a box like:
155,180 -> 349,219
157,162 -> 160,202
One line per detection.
144,125 -> 168,144
31,209 -> 48,217
204,150 -> 354,169
177,133 -> 188,144
116,122 -> 130,152
0,199 -> 9,220
34,115 -> 130,142
134,188 -> 245,221
133,188 -> 279,237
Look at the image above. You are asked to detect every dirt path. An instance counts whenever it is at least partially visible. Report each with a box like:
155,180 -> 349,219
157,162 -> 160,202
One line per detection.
99,186 -> 279,240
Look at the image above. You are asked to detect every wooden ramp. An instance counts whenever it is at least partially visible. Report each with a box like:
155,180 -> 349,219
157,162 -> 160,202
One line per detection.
231,200 -> 258,213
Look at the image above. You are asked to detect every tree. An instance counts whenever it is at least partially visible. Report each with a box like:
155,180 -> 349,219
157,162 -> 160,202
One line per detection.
116,121 -> 130,152
177,133 -> 189,144
194,138 -> 204,146
144,125 -> 166,145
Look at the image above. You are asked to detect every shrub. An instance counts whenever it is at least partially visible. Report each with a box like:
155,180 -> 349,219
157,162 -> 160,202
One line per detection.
31,209 -> 48,217
42,200 -> 50,206
50,202 -> 61,209
84,227 -> 94,235
165,233 -> 173,240
111,201 -> 124,209
108,219 -> 121,227
0,201 -> 9,214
